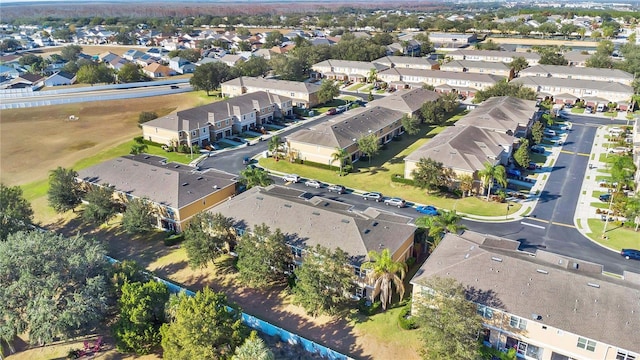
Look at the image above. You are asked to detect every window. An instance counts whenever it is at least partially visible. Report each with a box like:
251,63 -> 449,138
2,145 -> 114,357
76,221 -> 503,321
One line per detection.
225,119 -> 229,125
509,316 -> 527,330
477,305 -> 493,319
617,351 -> 637,360
577,337 -> 596,352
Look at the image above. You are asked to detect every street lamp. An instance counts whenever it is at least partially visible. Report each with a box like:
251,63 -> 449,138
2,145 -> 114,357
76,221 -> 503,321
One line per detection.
506,202 -> 512,220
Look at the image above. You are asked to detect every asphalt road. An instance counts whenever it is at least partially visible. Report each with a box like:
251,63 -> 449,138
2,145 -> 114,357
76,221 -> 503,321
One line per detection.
200,108 -> 640,275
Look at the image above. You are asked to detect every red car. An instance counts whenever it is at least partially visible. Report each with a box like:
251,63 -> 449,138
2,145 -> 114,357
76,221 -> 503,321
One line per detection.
327,108 -> 337,115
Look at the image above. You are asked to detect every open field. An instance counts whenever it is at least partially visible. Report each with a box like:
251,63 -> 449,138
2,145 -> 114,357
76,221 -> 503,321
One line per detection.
0,92 -> 213,188
23,44 -> 148,57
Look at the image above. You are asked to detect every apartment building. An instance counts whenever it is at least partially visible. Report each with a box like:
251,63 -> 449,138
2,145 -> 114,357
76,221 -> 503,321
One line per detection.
221,76 -> 321,108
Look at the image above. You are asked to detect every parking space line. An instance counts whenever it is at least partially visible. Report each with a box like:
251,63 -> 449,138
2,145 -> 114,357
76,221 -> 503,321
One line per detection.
521,221 -> 546,229
551,222 -> 576,229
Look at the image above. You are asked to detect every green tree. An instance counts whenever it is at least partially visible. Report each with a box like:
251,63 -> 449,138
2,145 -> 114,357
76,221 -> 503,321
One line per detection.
138,111 -> 158,127
317,79 -> 339,104
113,280 -> 169,354
473,81 -> 536,103
420,100 -> 445,125
190,62 -> 233,96
411,158 -> 446,192
239,167 -> 273,189
268,54 -> 305,81
624,193 -> 640,232
368,91 -> 374,102
478,162 -> 507,201
82,185 -> 117,225
118,62 -> 148,83
160,288 -> 249,359
60,44 -> 83,62
439,93 -> 459,113
183,212 -> 235,268
596,40 -> 615,55
168,49 -> 201,63
130,136 -> 148,155
232,331 -> 274,360
76,63 -> 114,85
109,260 -> 150,297
360,249 -> 408,311
263,31 -> 284,48
415,277 -> 483,360
0,39 -> 21,52
0,184 -> 34,241
401,114 -> 420,135
236,224 -> 292,289
530,121 -> 544,144
415,210 -> 466,251
267,135 -> 281,159
457,173 -> 474,197
586,52 -> 613,68
331,147 -> 349,176
121,198 -> 155,234
510,56 -> 529,73
292,245 -> 353,317
0,231 -> 109,346
48,167 -> 82,214
357,133 -> 380,164
536,46 -> 568,65
513,139 -> 531,168
235,56 -> 270,77
367,68 -> 378,83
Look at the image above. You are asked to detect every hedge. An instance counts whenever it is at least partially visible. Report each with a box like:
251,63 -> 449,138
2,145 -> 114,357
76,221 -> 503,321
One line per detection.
294,158 -> 340,172
391,174 -> 415,186
164,233 -> 184,246
397,304 -> 418,330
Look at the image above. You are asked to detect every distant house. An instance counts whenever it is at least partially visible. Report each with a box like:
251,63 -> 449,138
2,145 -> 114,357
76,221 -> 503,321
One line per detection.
221,76 -> 322,109
6,73 -> 44,90
142,63 -> 176,78
518,64 -> 634,86
76,154 -> 238,233
218,54 -> 245,67
98,51 -> 119,64
373,56 -> 439,70
564,50 -> 591,67
385,40 -> 421,56
122,49 -> 146,61
169,56 -> 196,74
106,56 -> 129,71
410,230 -> 640,360
207,184 -> 417,301
377,68 -> 504,97
44,71 -> 75,86
428,32 -> 477,49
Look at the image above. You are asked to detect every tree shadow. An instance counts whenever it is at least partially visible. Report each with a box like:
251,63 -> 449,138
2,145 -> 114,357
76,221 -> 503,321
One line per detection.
536,190 -> 561,203
465,286 -> 505,310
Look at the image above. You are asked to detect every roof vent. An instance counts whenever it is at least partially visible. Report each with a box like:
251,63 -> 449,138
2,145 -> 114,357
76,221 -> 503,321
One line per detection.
364,229 -> 370,234
341,219 -> 350,224
312,211 -> 320,216
536,269 -> 548,274
531,313 -> 542,321
197,176 -> 203,180
491,256 -> 503,262
256,196 -> 263,200
372,221 -> 379,227
587,282 -> 600,288
284,204 -> 292,208
182,182 -> 189,186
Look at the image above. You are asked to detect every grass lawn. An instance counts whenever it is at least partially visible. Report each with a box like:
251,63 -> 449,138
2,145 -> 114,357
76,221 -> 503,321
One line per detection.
346,83 -> 365,91
260,122 -> 520,217
590,202 -> 610,209
595,175 -> 612,182
603,111 -> 617,118
313,99 -> 349,113
571,108 -> 585,114
350,306 -> 421,358
587,219 -> 640,250
339,95 -> 359,102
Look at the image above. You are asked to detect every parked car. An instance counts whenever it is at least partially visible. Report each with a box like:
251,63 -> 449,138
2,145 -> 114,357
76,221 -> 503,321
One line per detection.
170,85 -> 179,89
531,145 -> 545,154
527,162 -> 537,170
304,179 -> 322,188
621,249 -> 640,260
327,184 -> 346,194
609,147 -> 630,154
599,193 -> 611,202
326,108 -> 337,115
543,129 -> 556,137
585,106 -> 593,114
416,205 -> 438,216
384,197 -> 406,208
282,174 -> 301,183
362,192 -> 383,202
506,169 -> 521,177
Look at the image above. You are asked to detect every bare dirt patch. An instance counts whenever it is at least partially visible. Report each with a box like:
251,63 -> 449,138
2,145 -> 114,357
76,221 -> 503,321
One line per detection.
0,93 -> 203,186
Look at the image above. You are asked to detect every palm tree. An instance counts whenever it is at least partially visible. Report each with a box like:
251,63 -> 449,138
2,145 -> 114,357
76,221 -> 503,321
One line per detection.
239,168 -> 273,189
267,135 -> 281,160
367,68 -> 378,84
478,162 -> 507,201
415,210 -> 467,252
360,248 -> 408,311
331,147 -> 349,176
232,332 -> 274,360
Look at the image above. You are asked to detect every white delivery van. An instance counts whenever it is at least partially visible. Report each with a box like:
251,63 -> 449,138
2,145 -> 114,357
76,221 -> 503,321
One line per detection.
596,103 -> 605,112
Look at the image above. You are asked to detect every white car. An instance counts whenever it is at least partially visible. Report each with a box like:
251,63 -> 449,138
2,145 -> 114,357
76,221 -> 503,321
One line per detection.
304,179 -> 322,188
282,174 -> 301,183
384,197 -> 406,208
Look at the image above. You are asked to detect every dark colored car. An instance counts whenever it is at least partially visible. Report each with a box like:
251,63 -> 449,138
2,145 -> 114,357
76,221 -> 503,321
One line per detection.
599,193 -> 611,202
531,145 -> 545,154
621,249 -> 640,260
416,205 -> 438,216
527,162 -> 537,170
327,108 -> 337,115
170,85 -> 179,89
506,169 -> 521,177
327,184 -> 346,194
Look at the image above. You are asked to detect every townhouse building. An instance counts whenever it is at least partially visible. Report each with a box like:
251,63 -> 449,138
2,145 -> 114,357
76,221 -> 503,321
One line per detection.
207,185 -> 416,301
429,32 -> 478,49
519,65 -> 634,86
448,49 -> 541,66
311,59 -> 390,82
141,91 -> 292,147
372,55 -> 440,70
286,106 -> 404,165
440,60 -> 514,79
411,230 -> 640,360
221,76 -> 322,109
512,77 -> 634,105
76,154 -> 238,233
377,68 -> 505,97
366,87 -> 441,118
455,96 -> 539,138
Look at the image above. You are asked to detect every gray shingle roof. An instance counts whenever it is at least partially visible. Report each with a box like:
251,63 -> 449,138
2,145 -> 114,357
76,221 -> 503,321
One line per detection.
411,231 -> 640,353
441,60 -> 511,71
519,64 -> 633,82
313,59 -> 389,72
378,68 -> 505,83
208,186 -> 415,265
373,56 -> 438,68
455,96 -> 537,133
287,106 -> 403,149
405,125 -> 514,172
222,76 -> 321,94
76,154 -> 237,209
448,49 -> 541,61
367,88 -> 440,114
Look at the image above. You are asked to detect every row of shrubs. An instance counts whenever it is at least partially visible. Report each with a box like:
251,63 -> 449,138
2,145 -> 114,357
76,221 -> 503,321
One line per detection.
292,158 -> 344,173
